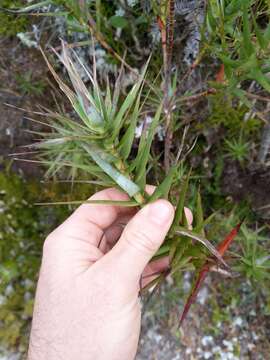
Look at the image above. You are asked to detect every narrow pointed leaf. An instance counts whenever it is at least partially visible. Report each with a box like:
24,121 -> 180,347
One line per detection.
83,144 -> 141,197
169,243 -> 177,263
201,211 -> 219,228
111,65 -> 123,119
179,266 -> 209,327
250,69 -> 270,92
175,229 -> 228,269
134,104 -> 162,188
2,0 -> 52,13
44,152 -> 66,178
36,199 -> 138,206
141,268 -> 170,301
49,44 -> 105,133
170,256 -> 192,275
263,23 -> 270,43
112,83 -> 141,137
47,111 -> 91,134
40,48 -> 77,107
194,189 -> 205,235
152,244 -> 171,259
171,238 -> 191,268
112,58 -> 150,138
148,165 -> 178,202
119,92 -> 141,160
242,3 -> 254,56
29,138 -> 71,148
26,158 -> 102,174
252,15 -> 267,50
42,48 -> 101,134
105,78 -> 113,116
78,143 -> 117,163
73,101 -> 103,133
179,221 -> 243,327
217,221 -> 243,256
172,169 -> 191,230
218,54 -> 241,68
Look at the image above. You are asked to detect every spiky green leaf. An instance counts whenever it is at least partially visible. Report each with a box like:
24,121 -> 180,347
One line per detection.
242,3 -> 254,56
148,165 -> 178,202
83,144 -> 141,197
2,0 -> 52,13
36,199 -> 138,206
250,68 -> 270,92
134,104 -> 162,188
194,189 -> 204,235
118,91 -> 141,160
112,57 -> 150,138
252,15 -> 267,50
172,169 -> 191,230
175,228 -> 229,269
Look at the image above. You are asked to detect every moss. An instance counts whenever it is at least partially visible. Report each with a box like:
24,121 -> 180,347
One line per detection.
204,93 -> 261,137
0,1 -> 29,36
0,164 -> 97,355
15,71 -> 47,96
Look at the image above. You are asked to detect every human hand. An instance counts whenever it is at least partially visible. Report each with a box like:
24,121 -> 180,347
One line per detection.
28,187 -> 191,360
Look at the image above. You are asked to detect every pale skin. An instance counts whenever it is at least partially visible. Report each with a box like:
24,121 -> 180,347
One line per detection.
28,186 -> 192,360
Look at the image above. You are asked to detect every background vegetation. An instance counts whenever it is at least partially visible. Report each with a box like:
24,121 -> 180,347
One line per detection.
0,0 -> 269,358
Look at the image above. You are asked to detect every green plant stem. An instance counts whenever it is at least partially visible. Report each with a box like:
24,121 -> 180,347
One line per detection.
106,143 -> 145,205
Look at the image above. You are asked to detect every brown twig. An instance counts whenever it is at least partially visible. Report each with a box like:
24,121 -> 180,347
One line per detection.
175,125 -> 189,163
177,88 -> 217,103
52,40 -> 92,52
177,47 -> 206,88
162,0 -> 175,174
166,0 -> 175,70
245,92 -> 270,102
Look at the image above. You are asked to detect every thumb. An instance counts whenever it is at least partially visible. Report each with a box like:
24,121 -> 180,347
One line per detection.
111,199 -> 174,281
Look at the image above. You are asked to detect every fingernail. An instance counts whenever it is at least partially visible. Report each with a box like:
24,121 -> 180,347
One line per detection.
147,200 -> 174,224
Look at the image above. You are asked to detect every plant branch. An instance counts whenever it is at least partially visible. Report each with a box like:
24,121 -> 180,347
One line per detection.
161,0 -> 175,174
107,143 -> 145,205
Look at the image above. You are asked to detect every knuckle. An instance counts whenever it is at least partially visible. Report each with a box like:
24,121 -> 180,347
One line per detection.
125,228 -> 157,254
42,231 -> 59,255
42,236 -> 53,256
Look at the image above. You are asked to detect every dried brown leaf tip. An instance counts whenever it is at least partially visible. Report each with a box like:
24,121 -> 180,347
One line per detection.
179,221 -> 243,327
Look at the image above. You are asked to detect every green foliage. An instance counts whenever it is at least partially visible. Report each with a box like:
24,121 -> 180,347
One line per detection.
109,15 -> 129,29
0,0 -> 29,36
206,0 -> 270,101
224,136 -> 250,164
39,43 -> 152,202
235,224 -> 270,284
202,208 -> 270,291
206,93 -> 261,136
33,43 -> 241,309
15,71 -> 46,96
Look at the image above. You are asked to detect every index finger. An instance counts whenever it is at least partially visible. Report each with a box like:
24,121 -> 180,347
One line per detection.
55,188 -> 136,248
